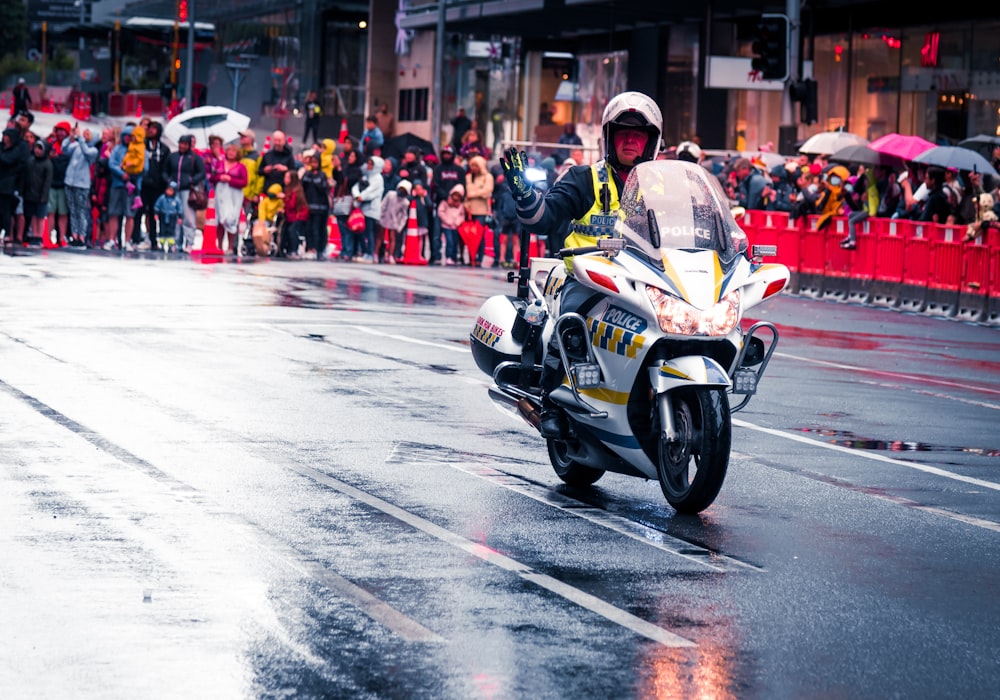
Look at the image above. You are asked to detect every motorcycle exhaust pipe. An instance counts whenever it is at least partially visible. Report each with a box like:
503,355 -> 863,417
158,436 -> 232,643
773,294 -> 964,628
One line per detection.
487,387 -> 542,430
518,398 -> 542,429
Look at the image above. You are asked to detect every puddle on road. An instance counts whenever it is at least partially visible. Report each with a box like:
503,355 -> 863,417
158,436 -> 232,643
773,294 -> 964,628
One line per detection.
797,426 -> 1000,457
274,277 -> 479,309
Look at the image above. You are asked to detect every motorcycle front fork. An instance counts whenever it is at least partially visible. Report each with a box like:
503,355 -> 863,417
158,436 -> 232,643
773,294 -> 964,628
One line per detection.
657,392 -> 677,443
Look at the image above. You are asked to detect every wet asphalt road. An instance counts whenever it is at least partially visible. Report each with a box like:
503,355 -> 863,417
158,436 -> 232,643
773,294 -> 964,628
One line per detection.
1,248 -> 998,699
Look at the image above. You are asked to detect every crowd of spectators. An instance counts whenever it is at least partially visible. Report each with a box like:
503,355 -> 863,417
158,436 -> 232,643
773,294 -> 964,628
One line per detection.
665,138 -> 1000,249
8,101 -> 997,264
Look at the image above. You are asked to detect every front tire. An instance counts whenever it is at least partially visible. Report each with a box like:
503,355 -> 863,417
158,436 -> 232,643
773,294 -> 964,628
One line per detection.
656,388 -> 731,513
548,439 -> 605,487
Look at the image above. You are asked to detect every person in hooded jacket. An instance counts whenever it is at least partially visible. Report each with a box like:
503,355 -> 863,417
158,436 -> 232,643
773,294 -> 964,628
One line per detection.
46,122 -> 72,246
351,155 -> 384,263
299,149 -> 331,259
436,183 -> 467,265
141,121 -> 171,249
491,173 -> 520,267
163,134 -> 206,252
108,125 -> 148,249
334,149 -> 364,260
23,139 -> 53,245
429,146 -> 466,264
62,125 -> 98,246
379,179 -> 411,264
765,163 -> 797,213
1,128 -> 30,249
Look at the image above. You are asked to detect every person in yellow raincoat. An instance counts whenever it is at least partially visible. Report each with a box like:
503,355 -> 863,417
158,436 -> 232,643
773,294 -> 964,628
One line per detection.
816,164 -> 850,230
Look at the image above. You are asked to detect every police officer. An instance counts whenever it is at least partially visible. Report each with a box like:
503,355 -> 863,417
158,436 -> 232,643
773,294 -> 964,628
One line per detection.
500,91 -> 663,438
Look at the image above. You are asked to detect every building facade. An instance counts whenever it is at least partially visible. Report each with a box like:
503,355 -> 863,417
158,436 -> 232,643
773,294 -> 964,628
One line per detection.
109,1 -> 1000,157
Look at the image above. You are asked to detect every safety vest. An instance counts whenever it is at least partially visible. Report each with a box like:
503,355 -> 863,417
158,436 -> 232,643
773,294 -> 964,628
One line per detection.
564,160 -> 620,250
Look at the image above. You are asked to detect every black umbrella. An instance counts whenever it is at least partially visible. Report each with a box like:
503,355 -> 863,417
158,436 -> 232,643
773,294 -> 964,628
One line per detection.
912,146 -> 1000,177
956,134 -> 1000,160
829,144 -> 903,168
381,132 -> 437,162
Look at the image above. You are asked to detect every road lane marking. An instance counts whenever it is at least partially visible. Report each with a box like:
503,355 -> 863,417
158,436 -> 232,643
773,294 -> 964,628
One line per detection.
733,419 -> 1000,533
343,325 -> 469,353
445,462 -> 763,573
775,351 -> 1000,399
292,462 -> 697,648
732,418 -> 1000,492
0,378 -> 445,644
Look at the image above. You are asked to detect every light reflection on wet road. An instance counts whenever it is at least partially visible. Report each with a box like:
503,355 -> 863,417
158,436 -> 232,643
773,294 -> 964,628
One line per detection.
1,250 -> 999,698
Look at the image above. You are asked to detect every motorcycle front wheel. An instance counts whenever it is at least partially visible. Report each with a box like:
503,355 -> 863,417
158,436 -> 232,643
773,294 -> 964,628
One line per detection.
656,387 -> 731,514
547,439 -> 605,487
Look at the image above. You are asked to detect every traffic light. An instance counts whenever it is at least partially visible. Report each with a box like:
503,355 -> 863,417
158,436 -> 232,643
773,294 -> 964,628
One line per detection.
751,14 -> 789,81
790,79 -> 818,125
178,0 -> 188,22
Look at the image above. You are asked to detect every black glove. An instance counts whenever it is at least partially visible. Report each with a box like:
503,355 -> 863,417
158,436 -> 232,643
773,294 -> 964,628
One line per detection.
500,147 -> 534,204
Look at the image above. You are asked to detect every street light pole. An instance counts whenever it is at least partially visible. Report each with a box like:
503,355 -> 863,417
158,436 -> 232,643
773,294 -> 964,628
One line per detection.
77,0 -> 85,90
185,0 -> 195,107
432,0 -> 445,152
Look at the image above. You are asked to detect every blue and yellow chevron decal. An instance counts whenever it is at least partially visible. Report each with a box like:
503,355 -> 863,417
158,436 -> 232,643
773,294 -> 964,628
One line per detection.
544,274 -> 566,298
472,318 -> 502,348
588,317 -> 646,358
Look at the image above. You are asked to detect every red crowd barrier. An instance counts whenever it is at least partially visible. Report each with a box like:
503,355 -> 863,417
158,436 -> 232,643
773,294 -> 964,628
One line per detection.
742,210 -> 1000,325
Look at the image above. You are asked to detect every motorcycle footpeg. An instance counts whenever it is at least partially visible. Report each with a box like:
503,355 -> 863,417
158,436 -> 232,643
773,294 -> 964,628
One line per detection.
549,385 -> 607,418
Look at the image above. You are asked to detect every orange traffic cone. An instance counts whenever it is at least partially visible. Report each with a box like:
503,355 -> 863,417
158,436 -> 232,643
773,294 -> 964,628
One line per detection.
193,197 -> 223,255
338,119 -> 348,143
400,198 -> 428,265
527,233 -> 539,258
263,135 -> 271,153
41,218 -> 58,249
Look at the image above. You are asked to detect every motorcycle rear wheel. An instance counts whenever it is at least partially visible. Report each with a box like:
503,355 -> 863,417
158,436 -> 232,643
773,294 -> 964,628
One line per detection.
656,387 -> 731,514
547,439 -> 605,487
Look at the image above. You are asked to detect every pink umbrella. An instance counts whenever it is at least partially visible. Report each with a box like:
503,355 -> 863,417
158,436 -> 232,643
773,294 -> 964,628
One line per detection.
868,133 -> 937,162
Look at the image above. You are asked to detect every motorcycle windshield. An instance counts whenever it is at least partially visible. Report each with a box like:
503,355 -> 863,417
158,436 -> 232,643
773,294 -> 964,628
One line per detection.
617,160 -> 748,264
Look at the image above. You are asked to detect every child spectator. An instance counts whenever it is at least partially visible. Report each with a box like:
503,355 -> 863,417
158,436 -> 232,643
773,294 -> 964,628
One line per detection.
379,179 -> 411,264
258,183 -> 284,219
122,124 -> 147,179
409,180 -> 433,261
436,183 -> 466,266
154,181 -> 184,251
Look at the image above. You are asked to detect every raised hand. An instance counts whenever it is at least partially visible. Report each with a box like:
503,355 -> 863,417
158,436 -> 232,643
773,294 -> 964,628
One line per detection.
500,147 -> 534,203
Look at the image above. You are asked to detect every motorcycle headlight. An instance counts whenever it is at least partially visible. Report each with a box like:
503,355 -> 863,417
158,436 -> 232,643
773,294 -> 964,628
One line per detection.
645,286 -> 741,336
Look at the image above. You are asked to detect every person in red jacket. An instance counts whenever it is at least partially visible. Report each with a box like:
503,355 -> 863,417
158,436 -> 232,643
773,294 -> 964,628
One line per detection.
281,170 -> 309,258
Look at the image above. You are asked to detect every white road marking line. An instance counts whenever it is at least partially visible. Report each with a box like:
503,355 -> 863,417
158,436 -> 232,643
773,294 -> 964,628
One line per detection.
292,462 -> 697,648
732,418 -> 1000,491
775,351 -> 1000,397
447,462 -> 762,573
733,419 -> 1000,533
343,325 -> 470,352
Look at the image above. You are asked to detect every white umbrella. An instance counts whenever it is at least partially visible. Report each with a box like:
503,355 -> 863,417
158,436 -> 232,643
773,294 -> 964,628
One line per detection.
798,129 -> 868,156
162,106 -> 251,149
740,150 -> 792,170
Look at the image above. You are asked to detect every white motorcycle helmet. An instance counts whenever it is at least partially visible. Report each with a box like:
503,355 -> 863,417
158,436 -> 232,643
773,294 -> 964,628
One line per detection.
601,91 -> 663,168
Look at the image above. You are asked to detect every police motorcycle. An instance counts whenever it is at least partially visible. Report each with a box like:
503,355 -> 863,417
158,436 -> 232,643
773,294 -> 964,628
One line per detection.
470,159 -> 790,513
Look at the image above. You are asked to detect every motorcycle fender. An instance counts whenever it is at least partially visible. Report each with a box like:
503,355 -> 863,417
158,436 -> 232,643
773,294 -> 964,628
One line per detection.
649,356 -> 732,393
